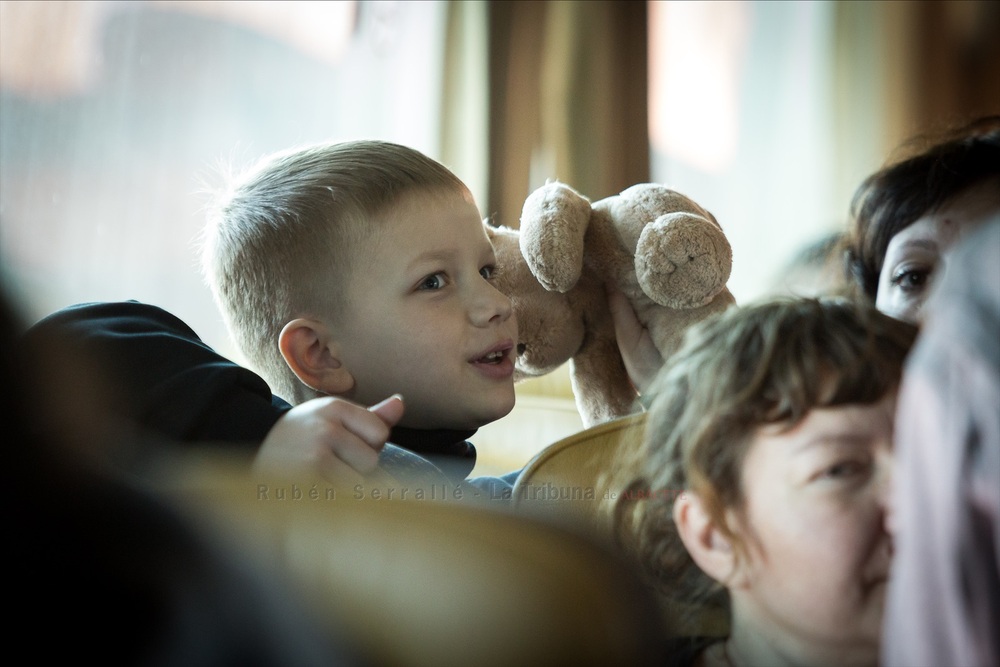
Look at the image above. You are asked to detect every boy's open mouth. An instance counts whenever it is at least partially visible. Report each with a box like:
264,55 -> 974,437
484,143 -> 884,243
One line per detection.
470,344 -> 515,380
470,341 -> 515,377
479,350 -> 506,364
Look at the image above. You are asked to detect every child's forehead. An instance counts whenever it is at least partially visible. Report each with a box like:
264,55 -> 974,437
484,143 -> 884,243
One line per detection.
368,188 -> 488,249
385,185 -> 476,213
375,188 -> 480,227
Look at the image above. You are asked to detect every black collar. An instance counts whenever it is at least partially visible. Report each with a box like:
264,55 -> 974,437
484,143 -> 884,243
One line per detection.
388,426 -> 478,481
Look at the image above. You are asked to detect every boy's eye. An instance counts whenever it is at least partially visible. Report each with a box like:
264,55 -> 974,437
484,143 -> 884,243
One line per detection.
418,273 -> 447,291
480,264 -> 495,280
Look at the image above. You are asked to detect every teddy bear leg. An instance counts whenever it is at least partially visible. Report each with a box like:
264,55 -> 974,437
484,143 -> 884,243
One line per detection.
569,344 -> 641,428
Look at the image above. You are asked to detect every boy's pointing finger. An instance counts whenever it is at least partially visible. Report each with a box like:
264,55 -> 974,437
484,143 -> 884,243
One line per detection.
368,393 -> 405,427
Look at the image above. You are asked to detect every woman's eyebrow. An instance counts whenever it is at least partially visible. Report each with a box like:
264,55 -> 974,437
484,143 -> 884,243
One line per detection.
793,432 -> 871,455
892,238 -> 938,254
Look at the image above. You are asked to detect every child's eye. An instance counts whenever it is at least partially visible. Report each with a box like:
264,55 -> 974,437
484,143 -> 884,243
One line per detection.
418,273 -> 448,291
480,264 -> 495,280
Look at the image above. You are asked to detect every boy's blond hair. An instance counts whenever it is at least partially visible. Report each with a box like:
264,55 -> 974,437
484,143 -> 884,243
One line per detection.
615,297 -> 916,612
202,140 -> 470,403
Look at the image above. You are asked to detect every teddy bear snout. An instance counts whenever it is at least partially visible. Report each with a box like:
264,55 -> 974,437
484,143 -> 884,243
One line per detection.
635,212 -> 733,309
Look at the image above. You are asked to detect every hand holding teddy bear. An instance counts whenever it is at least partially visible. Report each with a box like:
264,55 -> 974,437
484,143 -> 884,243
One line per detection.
487,181 -> 736,428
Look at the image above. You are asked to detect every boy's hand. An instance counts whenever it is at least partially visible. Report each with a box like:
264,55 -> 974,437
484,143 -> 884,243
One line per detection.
607,286 -> 664,395
253,394 -> 405,484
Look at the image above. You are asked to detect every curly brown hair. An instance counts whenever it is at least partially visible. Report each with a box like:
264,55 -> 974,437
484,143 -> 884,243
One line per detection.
614,296 -> 916,615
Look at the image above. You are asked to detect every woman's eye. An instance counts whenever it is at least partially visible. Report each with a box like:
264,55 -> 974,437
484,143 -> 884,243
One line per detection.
480,264 -> 495,280
819,460 -> 869,481
890,267 -> 931,292
418,273 -> 447,291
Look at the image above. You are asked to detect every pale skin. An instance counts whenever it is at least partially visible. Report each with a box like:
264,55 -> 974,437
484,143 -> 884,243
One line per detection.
607,285 -> 663,394
674,394 -> 896,667
253,394 -> 404,485
876,175 -> 1000,324
253,187 -> 518,481
314,188 -> 518,430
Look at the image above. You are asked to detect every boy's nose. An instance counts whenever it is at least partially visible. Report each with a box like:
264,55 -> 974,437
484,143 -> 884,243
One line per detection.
472,283 -> 513,326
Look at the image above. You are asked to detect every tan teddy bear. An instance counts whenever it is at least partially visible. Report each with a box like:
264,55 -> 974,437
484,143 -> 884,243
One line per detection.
487,181 -> 736,428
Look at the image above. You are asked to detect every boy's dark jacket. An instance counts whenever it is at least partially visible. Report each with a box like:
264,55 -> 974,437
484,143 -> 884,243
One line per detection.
27,300 -> 518,496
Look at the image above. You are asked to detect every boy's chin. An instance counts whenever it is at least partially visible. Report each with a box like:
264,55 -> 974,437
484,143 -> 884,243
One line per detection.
487,392 -> 518,422
402,398 -> 515,431
458,395 -> 518,430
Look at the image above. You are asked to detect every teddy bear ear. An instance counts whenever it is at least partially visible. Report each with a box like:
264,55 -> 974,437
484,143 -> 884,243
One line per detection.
518,183 -> 593,293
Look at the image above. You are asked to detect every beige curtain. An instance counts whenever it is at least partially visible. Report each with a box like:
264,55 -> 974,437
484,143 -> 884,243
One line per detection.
829,0 -> 999,235
484,0 -> 650,229
903,0 -> 1000,135
834,0 -> 1000,168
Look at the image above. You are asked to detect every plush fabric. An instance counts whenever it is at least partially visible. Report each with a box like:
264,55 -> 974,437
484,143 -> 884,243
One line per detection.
487,181 -> 736,428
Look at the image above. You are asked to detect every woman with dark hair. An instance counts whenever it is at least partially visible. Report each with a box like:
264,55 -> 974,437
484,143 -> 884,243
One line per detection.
844,115 -> 1000,324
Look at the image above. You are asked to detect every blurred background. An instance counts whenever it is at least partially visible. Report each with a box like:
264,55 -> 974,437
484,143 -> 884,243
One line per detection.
2,0 -> 998,472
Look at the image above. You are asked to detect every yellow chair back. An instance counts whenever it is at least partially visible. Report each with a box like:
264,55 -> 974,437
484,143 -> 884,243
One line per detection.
163,455 -> 667,667
511,412 -> 648,535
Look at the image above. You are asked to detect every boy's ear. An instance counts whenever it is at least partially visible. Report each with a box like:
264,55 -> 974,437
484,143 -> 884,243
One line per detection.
673,490 -> 749,589
278,318 -> 354,395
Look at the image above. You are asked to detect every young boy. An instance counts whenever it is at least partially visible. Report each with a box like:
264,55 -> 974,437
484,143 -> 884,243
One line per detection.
28,140 -> 521,493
